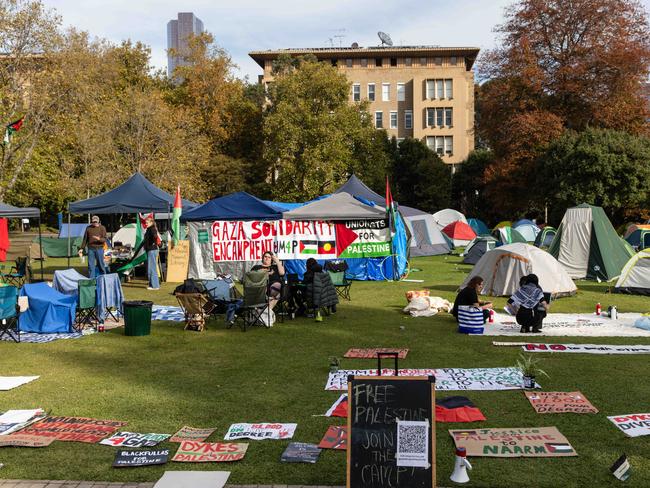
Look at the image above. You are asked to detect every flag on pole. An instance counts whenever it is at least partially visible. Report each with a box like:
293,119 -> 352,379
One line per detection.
3,117 -> 24,146
385,176 -> 397,235
171,185 -> 182,245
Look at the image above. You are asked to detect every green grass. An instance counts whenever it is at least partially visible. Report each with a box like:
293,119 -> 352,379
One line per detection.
1,254 -> 650,486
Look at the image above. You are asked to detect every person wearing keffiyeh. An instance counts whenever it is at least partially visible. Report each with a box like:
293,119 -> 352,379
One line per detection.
510,274 -> 549,333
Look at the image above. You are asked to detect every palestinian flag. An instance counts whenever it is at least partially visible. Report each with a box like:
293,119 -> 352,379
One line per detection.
545,443 -> 574,454
611,454 -> 631,481
325,394 -> 348,417
171,185 -> 182,245
436,396 -> 486,423
299,240 -> 318,254
3,117 -> 24,146
385,176 -> 397,235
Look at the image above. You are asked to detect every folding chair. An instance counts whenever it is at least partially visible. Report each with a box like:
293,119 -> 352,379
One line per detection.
203,279 -> 241,326
0,257 -> 30,287
235,270 -> 269,331
176,292 -> 210,332
74,279 -> 99,331
0,285 -> 20,342
327,270 -> 352,301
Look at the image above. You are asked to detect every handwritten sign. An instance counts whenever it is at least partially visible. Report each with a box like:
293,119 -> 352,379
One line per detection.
523,343 -> 650,354
113,449 -> 170,467
172,441 -> 248,462
344,348 -> 409,359
224,423 -> 296,440
608,413 -> 650,437
0,434 -> 54,447
100,431 -> 170,447
166,240 -> 190,283
449,427 -> 577,457
525,391 -> 598,414
16,416 -> 127,443
170,426 -> 216,443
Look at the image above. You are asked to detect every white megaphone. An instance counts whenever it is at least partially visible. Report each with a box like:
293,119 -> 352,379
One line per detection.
450,447 -> 472,484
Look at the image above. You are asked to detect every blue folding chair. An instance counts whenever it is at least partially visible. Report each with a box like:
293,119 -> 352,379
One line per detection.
0,286 -> 20,342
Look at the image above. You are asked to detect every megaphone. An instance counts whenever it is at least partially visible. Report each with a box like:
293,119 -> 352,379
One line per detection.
450,447 -> 472,484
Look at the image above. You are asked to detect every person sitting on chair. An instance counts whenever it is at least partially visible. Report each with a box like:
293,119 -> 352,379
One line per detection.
510,274 -> 549,333
251,251 -> 285,309
452,275 -> 493,322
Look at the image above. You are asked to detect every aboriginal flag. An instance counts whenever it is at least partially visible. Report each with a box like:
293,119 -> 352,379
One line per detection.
436,396 -> 486,423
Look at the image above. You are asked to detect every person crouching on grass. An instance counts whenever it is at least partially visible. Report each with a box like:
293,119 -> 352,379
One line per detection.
452,275 -> 493,322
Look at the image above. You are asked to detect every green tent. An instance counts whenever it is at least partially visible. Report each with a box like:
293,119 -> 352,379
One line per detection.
548,204 -> 633,281
492,226 -> 527,245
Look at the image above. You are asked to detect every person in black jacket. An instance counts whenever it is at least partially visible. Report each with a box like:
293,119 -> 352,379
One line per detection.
142,218 -> 160,290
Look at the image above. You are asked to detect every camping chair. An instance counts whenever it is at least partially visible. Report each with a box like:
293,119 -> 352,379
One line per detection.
0,285 -> 20,342
0,257 -> 30,287
203,279 -> 241,325
176,292 -> 210,332
74,278 -> 99,331
235,270 -> 270,331
327,270 -> 352,301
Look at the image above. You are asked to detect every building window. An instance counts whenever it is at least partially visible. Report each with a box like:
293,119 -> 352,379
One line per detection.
346,58 -> 353,68
405,57 -> 412,67
426,80 -> 434,99
426,108 -> 435,127
390,57 -> 397,67
426,136 -> 435,150
397,83 -> 405,102
436,108 -> 444,127
352,84 -> 361,102
375,111 -> 383,128
446,79 -> 453,99
420,57 -> 427,66
435,57 -> 442,66
382,83 -> 390,101
445,107 -> 453,126
436,79 -> 444,99
390,111 -> 398,129
376,57 -> 383,67
405,110 -> 413,129
435,136 -> 445,155
450,56 -> 457,66
368,83 -> 375,101
361,58 -> 368,67
445,136 -> 453,155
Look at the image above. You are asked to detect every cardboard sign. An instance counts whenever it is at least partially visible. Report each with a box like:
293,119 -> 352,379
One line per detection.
166,240 -> 190,283
344,348 -> 409,359
0,434 -> 54,447
449,427 -> 577,457
170,426 -> 216,443
100,431 -> 170,447
608,413 -> 650,437
172,440 -> 248,462
281,442 -> 321,463
224,423 -> 296,440
523,343 -> 650,354
0,409 -> 46,436
16,416 -> 127,443
318,425 -> 347,450
525,391 -> 598,414
113,449 -> 170,467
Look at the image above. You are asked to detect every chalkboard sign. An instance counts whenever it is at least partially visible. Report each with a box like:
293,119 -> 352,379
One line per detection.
347,375 -> 435,488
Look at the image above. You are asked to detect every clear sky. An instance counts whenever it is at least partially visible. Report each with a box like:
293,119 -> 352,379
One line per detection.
43,0 -> 650,81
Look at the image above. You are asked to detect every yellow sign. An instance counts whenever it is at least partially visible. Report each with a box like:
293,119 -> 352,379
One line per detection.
166,240 -> 190,283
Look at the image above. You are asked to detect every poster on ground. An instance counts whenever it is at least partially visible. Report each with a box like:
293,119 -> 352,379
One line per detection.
344,348 -> 409,359
15,416 -> 127,443
113,449 -> 170,467
0,376 -> 39,391
153,471 -> 230,488
449,427 -> 577,457
100,431 -> 170,447
607,413 -> 650,437
525,391 -> 598,414
281,442 -> 322,463
522,343 -> 650,354
0,434 -> 54,447
224,423 -> 296,441
172,440 -> 248,462
318,425 -> 347,450
169,426 -> 216,443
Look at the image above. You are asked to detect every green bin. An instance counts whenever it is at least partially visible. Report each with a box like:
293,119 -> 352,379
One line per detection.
122,300 -> 153,336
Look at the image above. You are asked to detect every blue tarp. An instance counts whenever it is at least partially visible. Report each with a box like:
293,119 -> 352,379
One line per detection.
468,218 -> 490,236
182,192 -> 282,222
69,172 -> 196,214
52,270 -> 124,322
19,283 -> 76,333
59,223 -> 88,238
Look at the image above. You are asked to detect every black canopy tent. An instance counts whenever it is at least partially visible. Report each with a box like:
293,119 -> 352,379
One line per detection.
0,202 -> 44,279
66,172 -> 196,269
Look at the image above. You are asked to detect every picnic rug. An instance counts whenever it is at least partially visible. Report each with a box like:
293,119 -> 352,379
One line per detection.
116,305 -> 185,322
0,332 -> 83,343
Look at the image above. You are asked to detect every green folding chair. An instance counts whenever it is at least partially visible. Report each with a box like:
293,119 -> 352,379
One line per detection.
0,285 -> 20,342
75,278 -> 98,331
327,270 -> 352,301
0,257 -> 30,287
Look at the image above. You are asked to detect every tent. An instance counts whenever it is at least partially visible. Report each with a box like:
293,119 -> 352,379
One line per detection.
623,224 -> 650,239
493,220 -> 512,230
460,243 -> 577,297
513,219 -> 535,228
493,226 -> 527,245
534,226 -> 557,249
625,226 -> 650,251
403,213 -> 452,257
282,192 -> 385,220
112,223 -> 137,248
183,192 -> 280,222
467,218 -> 490,236
442,221 -> 476,247
433,209 -> 467,230
549,203 -> 633,281
58,223 -> 88,238
614,250 -> 650,296
513,222 -> 540,242
0,202 -> 43,278
462,236 -> 497,265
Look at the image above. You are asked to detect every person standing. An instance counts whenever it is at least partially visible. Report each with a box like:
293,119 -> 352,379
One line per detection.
143,218 -> 161,290
79,215 -> 108,278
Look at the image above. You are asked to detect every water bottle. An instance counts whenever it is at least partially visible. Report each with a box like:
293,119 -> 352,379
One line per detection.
611,306 -> 618,321
596,303 -> 601,316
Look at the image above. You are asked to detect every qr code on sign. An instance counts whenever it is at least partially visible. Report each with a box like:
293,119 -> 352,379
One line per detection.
396,420 -> 429,468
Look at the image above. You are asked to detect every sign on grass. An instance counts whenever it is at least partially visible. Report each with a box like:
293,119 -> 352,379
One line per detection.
608,413 -> 650,437
449,427 -> 577,457
0,434 -> 54,447
318,425 -> 347,450
100,431 -> 170,448
172,440 -> 248,462
224,423 -> 296,440
522,343 -> 650,354
113,449 -> 170,467
16,416 -> 127,443
281,442 -> 321,463
344,348 -> 409,359
525,391 -> 598,414
170,426 -> 216,443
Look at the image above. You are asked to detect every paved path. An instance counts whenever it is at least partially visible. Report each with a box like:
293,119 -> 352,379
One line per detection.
0,482 -> 345,488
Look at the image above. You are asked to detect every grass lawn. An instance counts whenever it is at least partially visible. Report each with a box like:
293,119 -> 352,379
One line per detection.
1,254 -> 650,487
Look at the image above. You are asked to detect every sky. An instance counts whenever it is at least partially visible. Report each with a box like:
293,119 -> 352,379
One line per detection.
44,0 -> 650,81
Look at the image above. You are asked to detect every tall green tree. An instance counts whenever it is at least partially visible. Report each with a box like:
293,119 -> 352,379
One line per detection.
452,149 -> 495,220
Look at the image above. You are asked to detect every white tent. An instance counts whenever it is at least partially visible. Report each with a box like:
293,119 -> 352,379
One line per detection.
460,243 -> 577,297
112,223 -> 137,248
432,208 -> 467,230
514,223 -> 540,242
614,250 -> 650,296
403,213 -> 452,256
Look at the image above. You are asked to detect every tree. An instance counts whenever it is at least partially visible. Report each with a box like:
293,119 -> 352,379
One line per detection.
535,128 -> 650,225
392,138 -> 451,212
452,149 -> 495,219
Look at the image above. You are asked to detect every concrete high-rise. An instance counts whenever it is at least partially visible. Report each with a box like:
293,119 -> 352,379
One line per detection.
167,12 -> 204,77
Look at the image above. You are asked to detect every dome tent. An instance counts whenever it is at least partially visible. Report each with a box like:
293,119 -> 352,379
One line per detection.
534,226 -> 557,249
467,218 -> 490,236
442,221 -> 476,247
513,222 -> 540,242
614,250 -> 650,296
433,209 -> 467,230
462,236 -> 498,265
460,243 -> 577,297
493,226 -> 527,245
404,213 -> 452,256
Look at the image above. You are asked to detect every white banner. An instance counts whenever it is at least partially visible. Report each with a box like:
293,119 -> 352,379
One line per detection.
608,413 -> 650,437
522,343 -> 650,354
224,423 -> 297,440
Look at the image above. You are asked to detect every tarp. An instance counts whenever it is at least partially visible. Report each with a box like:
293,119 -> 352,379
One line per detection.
0,202 -> 40,218
467,218 -> 490,236
52,268 -> 88,295
283,193 -> 385,220
69,172 -> 196,214
182,192 -> 281,222
18,283 -> 76,333
614,250 -> 650,296
36,237 -> 82,257
442,221 -> 476,247
433,209 -> 467,230
461,243 -> 577,297
58,223 -> 88,238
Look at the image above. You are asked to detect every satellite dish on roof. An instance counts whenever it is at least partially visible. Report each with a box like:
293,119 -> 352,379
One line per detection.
378,31 -> 393,47
351,42 -> 359,48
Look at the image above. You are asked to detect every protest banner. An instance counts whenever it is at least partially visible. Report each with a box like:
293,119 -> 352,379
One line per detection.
318,425 -> 347,450
525,391 -> 598,414
0,434 -> 54,447
335,219 -> 391,258
449,427 -> 577,457
113,449 -> 170,467
0,409 -> 46,436
16,416 -> 127,443
607,413 -> 650,437
172,441 -> 248,462
170,426 -> 216,443
326,368 -> 536,391
100,431 -> 170,448
344,348 -> 409,359
224,423 -> 296,441
281,442 -> 321,463
522,343 -> 650,354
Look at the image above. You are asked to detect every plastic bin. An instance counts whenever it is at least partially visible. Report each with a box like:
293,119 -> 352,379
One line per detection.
122,300 -> 153,336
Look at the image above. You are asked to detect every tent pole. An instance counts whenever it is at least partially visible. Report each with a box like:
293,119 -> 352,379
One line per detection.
37,216 -> 43,280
